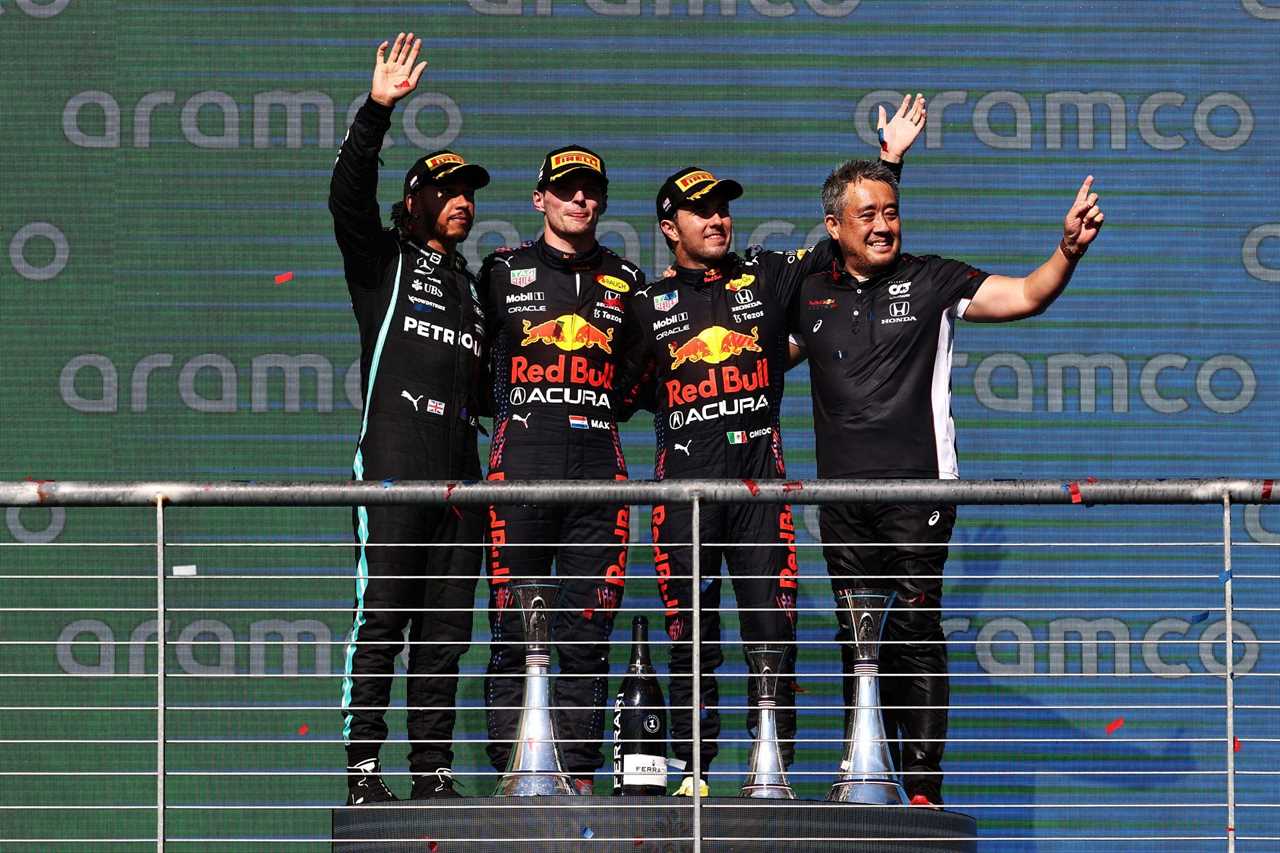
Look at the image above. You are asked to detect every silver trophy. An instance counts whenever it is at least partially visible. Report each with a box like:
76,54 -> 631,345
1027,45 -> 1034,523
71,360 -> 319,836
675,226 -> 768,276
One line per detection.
827,588 -> 908,805
740,645 -> 796,799
495,582 -> 575,796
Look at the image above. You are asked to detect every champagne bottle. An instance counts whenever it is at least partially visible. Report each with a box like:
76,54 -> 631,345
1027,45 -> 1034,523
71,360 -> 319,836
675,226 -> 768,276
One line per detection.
611,616 -> 668,795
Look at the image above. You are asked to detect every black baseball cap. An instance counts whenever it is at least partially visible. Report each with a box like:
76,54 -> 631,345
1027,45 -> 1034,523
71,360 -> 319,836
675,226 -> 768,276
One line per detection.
537,145 -> 609,189
656,167 -> 743,219
403,149 -> 491,196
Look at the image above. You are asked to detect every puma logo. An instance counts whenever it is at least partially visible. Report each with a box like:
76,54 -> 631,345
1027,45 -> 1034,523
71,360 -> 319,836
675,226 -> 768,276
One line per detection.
400,390 -> 423,411
620,263 -> 640,280
674,440 -> 692,456
511,412 -> 532,428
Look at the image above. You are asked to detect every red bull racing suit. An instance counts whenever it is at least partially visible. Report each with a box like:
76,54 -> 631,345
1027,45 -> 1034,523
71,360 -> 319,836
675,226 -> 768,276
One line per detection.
620,244 -> 841,775
330,97 -> 487,776
480,238 -> 646,777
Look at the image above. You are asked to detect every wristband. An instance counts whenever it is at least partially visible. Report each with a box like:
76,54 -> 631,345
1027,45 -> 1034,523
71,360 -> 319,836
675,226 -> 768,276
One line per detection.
1059,237 -> 1085,262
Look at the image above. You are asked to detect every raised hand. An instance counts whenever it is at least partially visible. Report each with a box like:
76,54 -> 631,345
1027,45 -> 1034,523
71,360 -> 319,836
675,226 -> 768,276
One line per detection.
1061,175 -> 1105,259
876,93 -> 927,162
370,32 -> 427,108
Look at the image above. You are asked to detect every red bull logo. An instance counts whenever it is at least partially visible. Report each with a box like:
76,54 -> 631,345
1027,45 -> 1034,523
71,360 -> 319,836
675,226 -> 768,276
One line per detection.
668,325 -> 761,368
521,314 -> 614,353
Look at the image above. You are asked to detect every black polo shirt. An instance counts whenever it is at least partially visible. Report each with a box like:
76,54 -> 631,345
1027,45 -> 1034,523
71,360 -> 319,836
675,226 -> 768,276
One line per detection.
790,252 -> 989,479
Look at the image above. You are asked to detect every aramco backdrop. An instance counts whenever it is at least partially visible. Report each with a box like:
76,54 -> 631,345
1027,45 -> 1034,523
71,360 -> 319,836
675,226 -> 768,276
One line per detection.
2,1 -> 1278,850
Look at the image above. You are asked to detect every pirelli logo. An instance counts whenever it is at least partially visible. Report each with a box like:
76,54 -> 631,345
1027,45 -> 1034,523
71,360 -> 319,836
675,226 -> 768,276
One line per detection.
551,151 -> 601,172
426,153 -> 465,170
676,171 -> 715,192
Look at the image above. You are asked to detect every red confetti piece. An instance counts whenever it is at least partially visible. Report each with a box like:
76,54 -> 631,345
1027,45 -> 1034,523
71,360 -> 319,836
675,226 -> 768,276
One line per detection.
395,79 -> 412,89
297,723 -> 309,735
1067,481 -> 1083,504
1263,479 -> 1274,501
451,506 -> 462,520
782,481 -> 803,494
634,840 -> 644,848
582,608 -> 594,620
274,271 -> 294,284
445,482 -> 457,499
1105,717 -> 1124,735
429,842 -> 439,852
1234,737 -> 1241,753
742,479 -> 760,496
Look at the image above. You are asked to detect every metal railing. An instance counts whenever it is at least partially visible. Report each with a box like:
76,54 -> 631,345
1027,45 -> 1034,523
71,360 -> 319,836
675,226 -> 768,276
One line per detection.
1,477 -> 1276,852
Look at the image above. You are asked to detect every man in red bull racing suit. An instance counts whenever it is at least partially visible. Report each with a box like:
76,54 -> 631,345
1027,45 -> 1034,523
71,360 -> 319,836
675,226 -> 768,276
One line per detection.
480,146 -> 646,793
621,99 -> 920,790
330,33 -> 490,804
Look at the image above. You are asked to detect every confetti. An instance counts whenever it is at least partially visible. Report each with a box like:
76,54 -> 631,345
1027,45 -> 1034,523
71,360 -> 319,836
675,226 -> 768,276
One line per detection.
1105,717 -> 1125,735
429,842 -> 439,852
782,481 -> 803,494
582,608 -> 595,620
297,724 -> 309,736
395,79 -> 412,90
634,840 -> 644,848
581,827 -> 594,840
1262,479 -> 1273,501
1065,481 -> 1083,504
1190,611 -> 1210,624
1234,737 -> 1241,753
1219,568 -> 1233,583
274,271 -> 294,284
742,479 -> 760,496
382,478 -> 395,489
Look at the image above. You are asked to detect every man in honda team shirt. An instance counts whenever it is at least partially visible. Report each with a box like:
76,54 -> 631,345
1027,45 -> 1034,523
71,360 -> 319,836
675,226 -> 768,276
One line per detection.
790,159 -> 1105,805
623,96 -> 926,794
330,33 -> 490,804
480,147 -> 646,793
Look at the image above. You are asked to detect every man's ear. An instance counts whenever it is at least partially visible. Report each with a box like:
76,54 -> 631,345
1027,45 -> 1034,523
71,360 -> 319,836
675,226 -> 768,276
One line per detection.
824,214 -> 840,242
658,218 -> 680,245
532,189 -> 546,214
404,194 -> 415,215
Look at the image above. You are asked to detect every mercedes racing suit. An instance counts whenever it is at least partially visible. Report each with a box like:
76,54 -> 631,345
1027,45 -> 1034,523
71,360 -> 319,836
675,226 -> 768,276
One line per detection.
621,245 -> 843,774
480,239 -> 646,777
789,250 -> 989,802
330,97 -> 486,775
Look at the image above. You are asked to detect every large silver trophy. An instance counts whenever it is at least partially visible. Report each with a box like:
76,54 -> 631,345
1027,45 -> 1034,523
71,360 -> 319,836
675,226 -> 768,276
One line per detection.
740,645 -> 796,799
827,588 -> 909,805
495,582 -> 575,796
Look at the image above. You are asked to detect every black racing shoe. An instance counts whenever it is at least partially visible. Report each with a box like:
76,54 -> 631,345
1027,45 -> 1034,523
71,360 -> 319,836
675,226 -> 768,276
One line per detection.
411,767 -> 462,799
346,758 -> 399,805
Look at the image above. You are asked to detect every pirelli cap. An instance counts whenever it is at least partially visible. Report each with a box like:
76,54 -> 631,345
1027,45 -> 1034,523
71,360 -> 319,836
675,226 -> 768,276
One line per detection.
656,167 -> 744,219
537,145 -> 609,189
403,149 -> 491,196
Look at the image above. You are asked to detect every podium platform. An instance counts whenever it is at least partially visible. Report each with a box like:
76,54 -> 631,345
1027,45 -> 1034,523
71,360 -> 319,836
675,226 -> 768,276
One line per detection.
331,795 -> 977,852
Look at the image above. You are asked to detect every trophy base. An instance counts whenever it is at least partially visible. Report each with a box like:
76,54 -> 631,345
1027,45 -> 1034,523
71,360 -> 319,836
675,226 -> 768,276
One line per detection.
333,795 -> 977,852
740,783 -> 797,799
826,778 -> 909,805
493,772 -> 575,796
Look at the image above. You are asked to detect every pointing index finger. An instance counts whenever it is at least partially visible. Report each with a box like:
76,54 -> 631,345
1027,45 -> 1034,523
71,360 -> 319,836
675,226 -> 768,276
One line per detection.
1075,175 -> 1094,203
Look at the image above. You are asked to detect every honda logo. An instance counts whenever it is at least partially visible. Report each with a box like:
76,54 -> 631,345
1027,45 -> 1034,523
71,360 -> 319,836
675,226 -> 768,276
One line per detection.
889,300 -> 910,318
735,289 -> 754,305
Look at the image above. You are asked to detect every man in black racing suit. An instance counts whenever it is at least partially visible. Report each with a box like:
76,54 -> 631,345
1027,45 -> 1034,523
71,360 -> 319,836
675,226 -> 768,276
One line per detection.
329,32 -> 490,804
480,146 -> 646,793
790,159 -> 1104,805
620,97 -> 922,793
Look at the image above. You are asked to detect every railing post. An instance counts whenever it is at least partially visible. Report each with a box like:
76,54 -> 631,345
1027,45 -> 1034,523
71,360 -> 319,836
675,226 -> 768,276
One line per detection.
155,496 -> 166,853
690,494 -> 702,853
1222,493 -> 1235,853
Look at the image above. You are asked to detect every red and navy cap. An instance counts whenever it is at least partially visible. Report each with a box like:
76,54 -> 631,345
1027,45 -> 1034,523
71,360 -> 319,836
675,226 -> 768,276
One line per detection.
537,145 -> 608,189
656,167 -> 743,219
403,149 -> 490,196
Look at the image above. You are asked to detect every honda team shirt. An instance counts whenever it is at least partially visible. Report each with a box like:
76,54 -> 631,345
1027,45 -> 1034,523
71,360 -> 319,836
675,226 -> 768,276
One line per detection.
790,252 -> 990,480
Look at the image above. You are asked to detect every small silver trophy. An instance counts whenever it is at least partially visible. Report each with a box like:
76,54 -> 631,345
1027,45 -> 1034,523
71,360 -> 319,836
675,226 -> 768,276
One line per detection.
740,645 -> 796,799
494,582 -> 575,796
827,588 -> 908,805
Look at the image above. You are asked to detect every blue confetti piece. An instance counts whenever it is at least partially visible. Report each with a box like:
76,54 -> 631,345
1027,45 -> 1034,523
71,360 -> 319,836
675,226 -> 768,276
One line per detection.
1190,610 -> 1210,624
382,478 -> 395,489
581,827 -> 594,840
1219,568 -> 1233,583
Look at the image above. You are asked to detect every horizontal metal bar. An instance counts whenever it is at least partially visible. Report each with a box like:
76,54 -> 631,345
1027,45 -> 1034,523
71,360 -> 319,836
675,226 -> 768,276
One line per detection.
2,477 -> 1275,506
